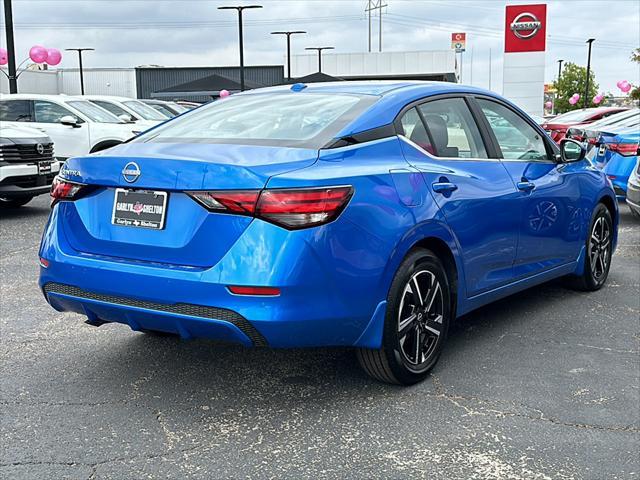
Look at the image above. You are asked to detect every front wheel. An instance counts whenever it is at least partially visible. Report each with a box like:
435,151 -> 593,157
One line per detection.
357,248 -> 451,385
0,196 -> 34,209
566,203 -> 613,291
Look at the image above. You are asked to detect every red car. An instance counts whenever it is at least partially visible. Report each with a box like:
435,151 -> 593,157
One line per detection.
542,107 -> 629,143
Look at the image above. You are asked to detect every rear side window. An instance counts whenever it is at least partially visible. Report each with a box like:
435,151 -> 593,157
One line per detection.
477,99 -> 549,161
0,100 -> 32,122
400,108 -> 434,154
134,93 -> 377,149
417,98 -> 488,159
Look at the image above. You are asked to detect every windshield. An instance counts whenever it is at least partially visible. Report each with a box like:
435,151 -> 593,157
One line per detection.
169,102 -> 189,113
67,100 -> 123,123
91,100 -> 135,121
123,100 -> 168,121
134,93 -> 377,148
148,103 -> 178,118
551,109 -> 599,123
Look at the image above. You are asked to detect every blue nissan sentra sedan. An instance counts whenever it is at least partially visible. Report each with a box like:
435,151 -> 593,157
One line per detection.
40,82 -> 619,385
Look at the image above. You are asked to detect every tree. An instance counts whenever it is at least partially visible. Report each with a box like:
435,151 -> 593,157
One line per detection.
552,62 -> 599,113
631,49 -> 640,102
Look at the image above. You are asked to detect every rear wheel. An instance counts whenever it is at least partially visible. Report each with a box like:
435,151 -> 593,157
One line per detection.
566,203 -> 613,291
0,196 -> 33,209
357,248 -> 451,385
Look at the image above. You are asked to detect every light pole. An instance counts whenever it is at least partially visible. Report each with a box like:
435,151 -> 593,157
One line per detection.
218,5 -> 262,91
3,0 -> 17,93
584,39 -> 595,108
305,47 -> 334,73
271,30 -> 306,81
65,48 -> 94,95
557,59 -> 564,81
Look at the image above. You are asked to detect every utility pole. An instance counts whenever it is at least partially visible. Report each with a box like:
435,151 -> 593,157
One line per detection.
584,39 -> 595,108
469,47 -> 474,86
365,0 -> 386,52
271,30 -> 306,81
305,47 -> 334,73
219,4 -> 262,91
3,0 -> 17,93
65,48 -> 94,95
557,59 -> 564,81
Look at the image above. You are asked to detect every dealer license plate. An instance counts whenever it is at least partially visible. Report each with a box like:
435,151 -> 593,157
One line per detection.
111,188 -> 168,230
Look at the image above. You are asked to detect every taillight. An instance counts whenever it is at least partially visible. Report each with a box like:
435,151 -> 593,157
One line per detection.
607,143 -> 640,156
50,176 -> 88,205
187,186 -> 353,230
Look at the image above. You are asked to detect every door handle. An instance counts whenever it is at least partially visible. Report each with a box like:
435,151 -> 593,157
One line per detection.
517,180 -> 535,192
432,181 -> 458,194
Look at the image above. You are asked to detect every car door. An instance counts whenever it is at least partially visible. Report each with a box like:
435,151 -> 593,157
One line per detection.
473,96 -> 584,278
397,96 -> 520,297
0,99 -> 33,125
32,100 -> 90,159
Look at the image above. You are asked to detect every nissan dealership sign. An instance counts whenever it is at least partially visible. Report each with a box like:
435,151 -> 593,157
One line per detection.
505,3 -> 547,53
503,3 -> 548,116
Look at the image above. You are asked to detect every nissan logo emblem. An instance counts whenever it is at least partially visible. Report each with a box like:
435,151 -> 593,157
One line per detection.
122,161 -> 141,183
510,12 -> 542,39
36,143 -> 45,155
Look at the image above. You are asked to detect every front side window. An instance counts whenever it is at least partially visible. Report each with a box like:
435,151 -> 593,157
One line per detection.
34,101 -> 79,124
134,93 -> 377,149
477,98 -> 549,161
0,100 -> 32,122
417,98 -> 488,159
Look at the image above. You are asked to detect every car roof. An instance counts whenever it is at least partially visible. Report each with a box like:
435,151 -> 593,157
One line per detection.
0,93 -> 85,102
82,95 -> 138,102
241,81 -> 503,137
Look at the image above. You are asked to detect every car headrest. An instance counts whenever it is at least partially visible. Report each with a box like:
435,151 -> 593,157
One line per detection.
424,114 -> 449,152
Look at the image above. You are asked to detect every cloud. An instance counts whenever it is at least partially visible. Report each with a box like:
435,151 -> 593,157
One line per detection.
2,0 -> 639,92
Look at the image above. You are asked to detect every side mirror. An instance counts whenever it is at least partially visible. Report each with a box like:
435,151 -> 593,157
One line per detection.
118,114 -> 133,123
60,115 -> 80,128
559,138 -> 586,163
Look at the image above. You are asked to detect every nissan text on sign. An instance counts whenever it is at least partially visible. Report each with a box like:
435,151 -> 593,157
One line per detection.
503,3 -> 547,116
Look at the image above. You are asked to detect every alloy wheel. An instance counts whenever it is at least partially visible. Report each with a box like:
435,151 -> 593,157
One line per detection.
589,216 -> 611,282
397,269 -> 444,367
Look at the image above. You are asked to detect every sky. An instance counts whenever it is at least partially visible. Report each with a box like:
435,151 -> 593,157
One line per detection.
1,0 -> 639,93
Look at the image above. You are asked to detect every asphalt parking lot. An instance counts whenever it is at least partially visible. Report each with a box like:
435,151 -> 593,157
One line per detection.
1,195 -> 638,480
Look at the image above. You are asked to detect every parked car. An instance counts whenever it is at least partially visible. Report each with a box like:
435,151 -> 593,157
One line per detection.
567,109 -> 639,147
40,81 -> 619,385
174,100 -> 202,109
142,99 -> 189,118
0,124 -> 59,208
83,95 -> 169,127
0,94 -> 143,160
542,107 -> 628,143
627,159 -> 640,219
590,127 -> 639,199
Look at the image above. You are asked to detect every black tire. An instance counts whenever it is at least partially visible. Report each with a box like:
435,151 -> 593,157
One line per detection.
357,248 -> 451,385
566,203 -> 613,291
0,196 -> 34,209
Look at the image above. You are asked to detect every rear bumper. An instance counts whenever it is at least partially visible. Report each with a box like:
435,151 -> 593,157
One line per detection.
39,205 -> 389,348
626,180 -> 640,214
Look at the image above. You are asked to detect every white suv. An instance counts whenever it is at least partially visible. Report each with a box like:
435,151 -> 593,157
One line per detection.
0,124 -> 60,208
83,95 -> 169,127
0,94 -> 144,160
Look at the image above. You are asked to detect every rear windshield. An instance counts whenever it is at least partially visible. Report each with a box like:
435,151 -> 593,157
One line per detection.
133,93 -> 377,149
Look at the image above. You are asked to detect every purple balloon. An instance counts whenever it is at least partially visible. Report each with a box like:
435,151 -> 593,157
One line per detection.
29,45 -> 48,63
46,48 -> 62,66
0,48 -> 7,66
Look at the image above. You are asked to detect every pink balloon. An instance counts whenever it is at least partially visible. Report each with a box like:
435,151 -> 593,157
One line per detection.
621,83 -> 632,93
616,80 -> 625,89
569,96 -> 578,105
544,101 -> 553,109
46,48 -> 62,66
0,48 -> 7,66
593,95 -> 603,105
29,45 -> 48,63
219,89 -> 230,98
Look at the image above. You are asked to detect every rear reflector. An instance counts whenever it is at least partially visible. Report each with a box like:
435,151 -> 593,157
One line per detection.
228,286 -> 281,296
188,186 -> 353,230
39,257 -> 49,268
